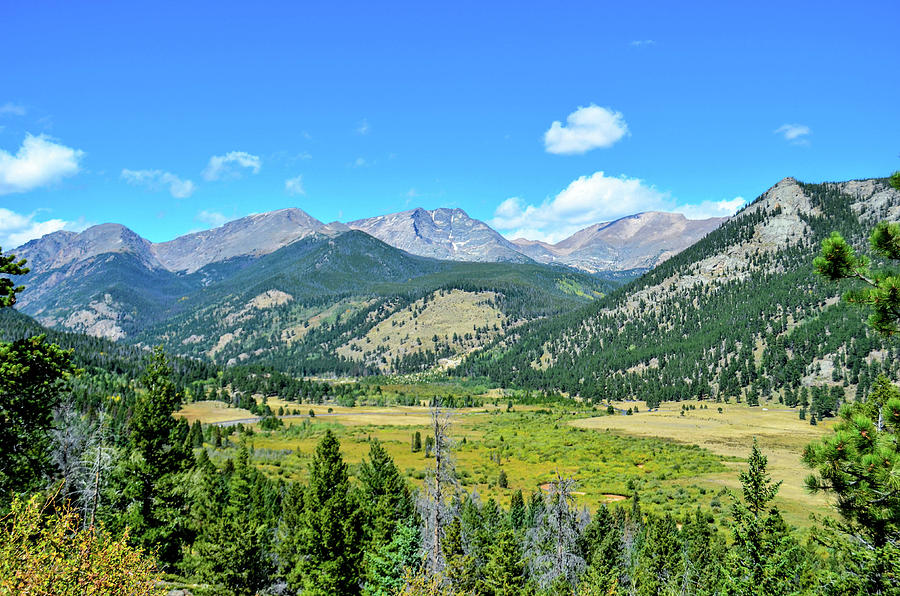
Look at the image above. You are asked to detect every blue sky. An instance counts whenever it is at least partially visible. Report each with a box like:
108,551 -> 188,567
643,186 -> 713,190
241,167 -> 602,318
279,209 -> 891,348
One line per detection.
1,0 -> 898,247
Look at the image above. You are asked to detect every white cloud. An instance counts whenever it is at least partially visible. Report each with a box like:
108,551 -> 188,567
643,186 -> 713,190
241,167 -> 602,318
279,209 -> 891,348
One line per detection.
0,133 -> 84,194
356,119 -> 370,135
0,102 -> 26,116
544,105 -> 629,154
491,171 -> 745,242
353,157 -> 369,168
196,209 -> 229,228
774,123 -> 811,145
491,171 -> 667,242
121,169 -> 196,198
629,39 -> 655,47
677,196 -> 746,220
285,174 -> 305,195
0,207 -> 88,248
202,151 -> 262,181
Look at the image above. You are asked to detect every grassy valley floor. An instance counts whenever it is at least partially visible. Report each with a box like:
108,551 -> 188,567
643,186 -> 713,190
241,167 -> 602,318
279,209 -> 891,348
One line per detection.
176,392 -> 832,531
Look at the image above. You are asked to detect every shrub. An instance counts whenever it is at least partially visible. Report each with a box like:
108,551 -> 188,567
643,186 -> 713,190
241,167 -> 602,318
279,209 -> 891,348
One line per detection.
0,493 -> 161,595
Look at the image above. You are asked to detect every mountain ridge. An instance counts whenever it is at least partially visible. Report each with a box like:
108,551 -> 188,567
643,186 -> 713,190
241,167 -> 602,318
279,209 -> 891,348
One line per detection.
458,176 -> 900,410
512,211 -> 727,273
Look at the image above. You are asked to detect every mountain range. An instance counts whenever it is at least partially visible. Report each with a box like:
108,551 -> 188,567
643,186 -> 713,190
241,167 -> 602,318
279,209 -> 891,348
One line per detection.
8,175 -> 899,398
15,204 -> 724,279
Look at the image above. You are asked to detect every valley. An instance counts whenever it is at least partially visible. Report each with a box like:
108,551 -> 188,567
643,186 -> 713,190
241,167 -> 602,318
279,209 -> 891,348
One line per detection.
4,175 -> 899,595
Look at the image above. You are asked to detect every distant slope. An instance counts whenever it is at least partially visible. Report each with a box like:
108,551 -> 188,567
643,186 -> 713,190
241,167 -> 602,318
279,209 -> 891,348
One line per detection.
11,221 -> 615,375
460,177 -> 900,410
349,207 -> 532,263
512,211 -> 726,273
12,207 -> 331,338
135,231 -> 613,375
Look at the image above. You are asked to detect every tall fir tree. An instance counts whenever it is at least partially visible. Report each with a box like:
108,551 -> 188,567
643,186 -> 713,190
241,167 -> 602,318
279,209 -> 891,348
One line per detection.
358,438 -> 414,547
286,429 -> 363,595
107,346 -> 191,569
189,445 -> 272,594
723,440 -> 813,595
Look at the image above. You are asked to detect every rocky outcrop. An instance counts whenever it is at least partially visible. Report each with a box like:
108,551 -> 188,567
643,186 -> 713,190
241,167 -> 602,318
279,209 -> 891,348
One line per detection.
349,207 -> 531,263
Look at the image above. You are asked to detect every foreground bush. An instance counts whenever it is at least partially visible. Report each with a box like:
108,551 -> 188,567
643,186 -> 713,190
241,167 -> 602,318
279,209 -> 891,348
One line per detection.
0,492 -> 162,596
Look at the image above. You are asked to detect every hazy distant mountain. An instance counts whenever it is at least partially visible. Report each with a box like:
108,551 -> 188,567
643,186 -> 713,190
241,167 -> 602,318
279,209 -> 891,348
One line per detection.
12,207 -> 332,338
152,208 -> 331,273
348,207 -> 532,263
16,223 -> 164,276
512,212 -> 727,273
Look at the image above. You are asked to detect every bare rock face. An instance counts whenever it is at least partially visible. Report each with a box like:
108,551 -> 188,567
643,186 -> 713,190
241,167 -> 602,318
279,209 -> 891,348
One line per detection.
513,212 -> 727,273
152,208 -> 328,272
349,207 -> 532,263
15,223 -> 163,275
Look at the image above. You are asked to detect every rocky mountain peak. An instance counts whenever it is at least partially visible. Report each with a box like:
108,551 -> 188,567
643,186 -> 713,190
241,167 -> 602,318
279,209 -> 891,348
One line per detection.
16,223 -> 160,275
152,207 -> 326,272
349,207 -> 531,263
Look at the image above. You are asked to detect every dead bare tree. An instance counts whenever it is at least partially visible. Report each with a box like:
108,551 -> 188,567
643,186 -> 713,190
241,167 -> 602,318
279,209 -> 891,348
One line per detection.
78,412 -> 115,529
417,400 -> 459,578
50,400 -> 91,503
526,471 -> 587,591
50,401 -> 115,528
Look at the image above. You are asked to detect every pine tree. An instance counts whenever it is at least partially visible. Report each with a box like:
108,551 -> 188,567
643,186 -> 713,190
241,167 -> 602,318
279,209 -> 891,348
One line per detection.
106,346 -> 191,569
509,489 -> 525,531
189,446 -> 271,594
0,246 -> 28,308
633,513 -> 682,596
723,440 -> 812,595
481,528 -> 527,596
581,504 -> 622,593
358,439 -> 413,547
362,521 -> 421,596
681,508 -> 724,596
0,336 -> 74,509
803,375 -> 900,594
287,429 -> 363,595
814,218 -> 900,336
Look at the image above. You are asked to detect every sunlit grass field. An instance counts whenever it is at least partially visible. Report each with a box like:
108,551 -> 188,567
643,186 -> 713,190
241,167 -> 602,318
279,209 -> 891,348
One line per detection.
175,390 -> 832,530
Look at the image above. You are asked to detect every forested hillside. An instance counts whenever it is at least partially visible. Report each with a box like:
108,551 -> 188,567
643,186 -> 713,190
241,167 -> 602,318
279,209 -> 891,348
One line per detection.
14,227 -> 614,375
459,178 -> 900,409
135,231 -> 613,375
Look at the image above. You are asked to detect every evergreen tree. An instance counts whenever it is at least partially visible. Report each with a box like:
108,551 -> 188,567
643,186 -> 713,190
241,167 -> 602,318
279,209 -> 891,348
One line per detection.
363,521 -> 421,596
0,246 -> 28,308
0,336 -> 74,509
814,219 -> 900,336
803,375 -> 900,594
633,513 -> 682,596
107,346 -> 191,569
681,508 -> 724,596
581,504 -> 623,594
441,516 -> 477,593
0,248 -> 75,509
189,446 -> 272,594
287,429 -> 363,595
481,528 -> 527,596
508,489 -> 525,531
358,439 -> 414,547
723,440 -> 812,595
